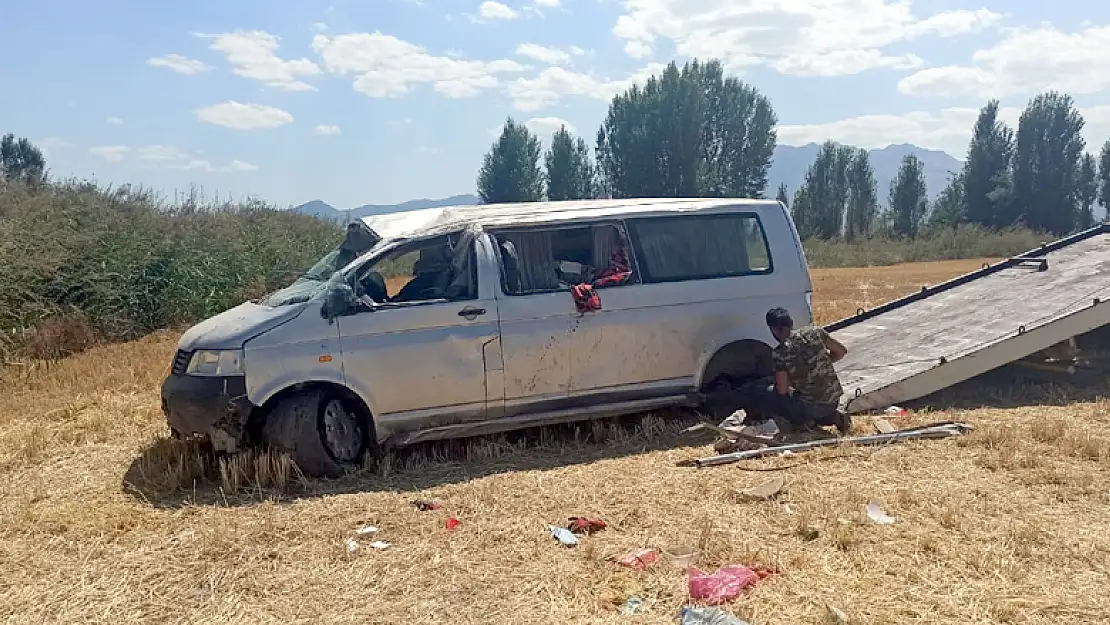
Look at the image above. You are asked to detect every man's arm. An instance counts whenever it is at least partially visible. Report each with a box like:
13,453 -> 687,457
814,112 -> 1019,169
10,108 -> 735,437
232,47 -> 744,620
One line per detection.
774,370 -> 791,395
771,347 -> 792,395
822,331 -> 848,363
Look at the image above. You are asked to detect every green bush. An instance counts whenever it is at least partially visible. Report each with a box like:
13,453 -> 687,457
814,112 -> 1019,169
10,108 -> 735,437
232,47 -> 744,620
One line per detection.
0,180 -> 341,357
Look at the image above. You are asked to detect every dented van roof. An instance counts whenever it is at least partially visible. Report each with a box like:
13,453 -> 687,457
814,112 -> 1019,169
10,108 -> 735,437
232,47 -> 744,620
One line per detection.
360,197 -> 783,241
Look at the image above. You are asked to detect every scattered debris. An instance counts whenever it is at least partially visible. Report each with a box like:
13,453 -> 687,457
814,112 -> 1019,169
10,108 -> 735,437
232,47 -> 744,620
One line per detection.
568,517 -> 608,535
622,595 -> 645,615
883,406 -> 908,417
663,545 -> 700,570
412,499 -> 441,511
799,527 -> 820,541
549,525 -> 579,547
686,422 -> 973,468
688,566 -> 761,604
368,540 -> 391,550
347,525 -> 386,555
871,417 -> 897,434
611,548 -> 660,569
446,517 -> 460,530
686,412 -> 781,455
865,501 -> 896,525
735,476 -> 785,501
825,603 -> 849,624
679,606 -> 751,624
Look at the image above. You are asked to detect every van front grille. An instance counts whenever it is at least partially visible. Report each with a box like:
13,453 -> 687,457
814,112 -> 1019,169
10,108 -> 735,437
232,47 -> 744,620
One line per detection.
171,350 -> 191,376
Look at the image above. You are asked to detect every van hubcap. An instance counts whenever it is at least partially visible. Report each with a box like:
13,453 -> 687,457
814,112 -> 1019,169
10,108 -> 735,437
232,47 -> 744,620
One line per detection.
322,399 -> 362,463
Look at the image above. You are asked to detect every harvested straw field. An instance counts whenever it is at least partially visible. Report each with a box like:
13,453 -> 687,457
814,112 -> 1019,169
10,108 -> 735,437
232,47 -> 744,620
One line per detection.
2,258 -> 1108,624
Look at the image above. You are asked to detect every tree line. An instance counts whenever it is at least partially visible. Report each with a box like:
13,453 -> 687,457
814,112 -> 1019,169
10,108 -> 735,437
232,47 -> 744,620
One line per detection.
478,59 -> 1110,239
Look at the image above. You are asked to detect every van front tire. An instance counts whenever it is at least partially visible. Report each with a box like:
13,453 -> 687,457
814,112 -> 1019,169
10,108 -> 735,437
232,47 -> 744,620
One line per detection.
261,390 -> 368,478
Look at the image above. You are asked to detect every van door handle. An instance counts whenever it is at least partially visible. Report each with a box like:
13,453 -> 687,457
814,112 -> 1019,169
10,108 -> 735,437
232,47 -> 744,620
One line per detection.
458,307 -> 486,319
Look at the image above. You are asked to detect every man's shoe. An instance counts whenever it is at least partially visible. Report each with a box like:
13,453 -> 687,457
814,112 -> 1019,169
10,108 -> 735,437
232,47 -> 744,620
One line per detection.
831,411 -> 852,436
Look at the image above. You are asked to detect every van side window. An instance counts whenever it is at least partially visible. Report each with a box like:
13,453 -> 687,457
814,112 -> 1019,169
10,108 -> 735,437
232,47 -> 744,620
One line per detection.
355,233 -> 477,304
628,213 -> 772,283
495,223 -> 634,295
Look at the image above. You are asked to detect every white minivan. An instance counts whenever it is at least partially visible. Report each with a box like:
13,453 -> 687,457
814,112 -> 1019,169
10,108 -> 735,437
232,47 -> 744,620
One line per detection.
161,198 -> 814,475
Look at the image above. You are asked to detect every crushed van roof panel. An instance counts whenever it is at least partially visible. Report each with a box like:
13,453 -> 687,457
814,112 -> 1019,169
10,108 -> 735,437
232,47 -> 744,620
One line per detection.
360,198 -> 782,241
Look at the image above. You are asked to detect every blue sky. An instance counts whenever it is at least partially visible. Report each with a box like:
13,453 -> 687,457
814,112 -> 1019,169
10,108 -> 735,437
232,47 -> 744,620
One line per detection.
2,0 -> 1108,208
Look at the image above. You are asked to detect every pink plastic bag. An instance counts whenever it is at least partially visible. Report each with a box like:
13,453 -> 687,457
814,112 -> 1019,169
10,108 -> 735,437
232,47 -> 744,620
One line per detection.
688,566 -> 759,604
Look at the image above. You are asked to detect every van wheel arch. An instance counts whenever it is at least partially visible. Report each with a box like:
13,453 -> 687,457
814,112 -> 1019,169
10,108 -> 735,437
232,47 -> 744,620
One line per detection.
700,340 -> 774,420
250,382 -> 376,477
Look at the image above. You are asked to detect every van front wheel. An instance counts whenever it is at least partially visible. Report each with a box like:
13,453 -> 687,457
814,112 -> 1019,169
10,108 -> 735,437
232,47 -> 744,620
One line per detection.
261,390 -> 368,478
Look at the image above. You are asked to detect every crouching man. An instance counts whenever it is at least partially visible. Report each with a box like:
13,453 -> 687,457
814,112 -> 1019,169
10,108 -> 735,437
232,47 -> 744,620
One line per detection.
765,307 -> 852,437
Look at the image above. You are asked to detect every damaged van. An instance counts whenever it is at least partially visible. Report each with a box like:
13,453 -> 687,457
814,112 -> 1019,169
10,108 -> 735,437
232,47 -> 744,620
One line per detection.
160,198 -> 814,476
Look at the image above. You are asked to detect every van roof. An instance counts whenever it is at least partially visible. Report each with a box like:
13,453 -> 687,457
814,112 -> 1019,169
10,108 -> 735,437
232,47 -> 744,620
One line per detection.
360,197 -> 782,241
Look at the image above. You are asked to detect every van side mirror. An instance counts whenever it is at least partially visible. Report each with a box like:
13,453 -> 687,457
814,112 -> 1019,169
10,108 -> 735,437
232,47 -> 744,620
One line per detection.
322,282 -> 357,321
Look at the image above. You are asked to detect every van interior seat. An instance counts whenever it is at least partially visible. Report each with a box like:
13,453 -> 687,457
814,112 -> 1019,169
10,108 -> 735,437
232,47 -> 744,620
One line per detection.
500,240 -> 523,294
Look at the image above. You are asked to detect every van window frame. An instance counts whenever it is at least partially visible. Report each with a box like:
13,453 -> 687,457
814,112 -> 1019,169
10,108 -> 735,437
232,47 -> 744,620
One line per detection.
625,211 -> 775,284
346,230 -> 479,310
489,220 -> 641,297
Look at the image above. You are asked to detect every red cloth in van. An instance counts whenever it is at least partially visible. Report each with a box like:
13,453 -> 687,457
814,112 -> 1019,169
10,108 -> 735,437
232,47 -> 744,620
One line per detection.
572,283 -> 601,313
570,246 -> 633,313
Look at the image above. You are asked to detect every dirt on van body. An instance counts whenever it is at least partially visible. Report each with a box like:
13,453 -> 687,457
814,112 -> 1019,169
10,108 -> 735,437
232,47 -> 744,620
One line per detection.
3,258 -> 1110,624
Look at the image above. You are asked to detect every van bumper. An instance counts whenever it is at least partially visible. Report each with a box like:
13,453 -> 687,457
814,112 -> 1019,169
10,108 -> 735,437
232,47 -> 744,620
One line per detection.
160,374 -> 255,453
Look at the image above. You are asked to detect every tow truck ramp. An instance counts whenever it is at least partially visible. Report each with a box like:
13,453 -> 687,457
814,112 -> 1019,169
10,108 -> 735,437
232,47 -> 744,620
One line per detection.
827,223 -> 1110,414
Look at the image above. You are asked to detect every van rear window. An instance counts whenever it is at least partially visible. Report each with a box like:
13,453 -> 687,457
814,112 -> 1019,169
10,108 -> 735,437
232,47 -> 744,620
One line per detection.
628,213 -> 772,283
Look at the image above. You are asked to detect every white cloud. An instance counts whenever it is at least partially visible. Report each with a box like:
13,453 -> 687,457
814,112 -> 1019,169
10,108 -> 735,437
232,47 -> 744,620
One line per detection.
898,24 -> 1110,99
516,43 -> 574,65
507,63 -> 665,110
198,30 -> 322,91
89,146 -> 130,162
174,159 -> 215,172
91,143 -> 258,172
106,116 -> 124,126
312,33 -> 527,99
136,145 -> 190,162
314,124 -> 342,135
773,51 -> 923,77
534,0 -> 559,6
226,160 -> 259,172
170,158 -> 258,173
525,117 -> 574,136
610,1 -> 1001,76
479,1 -> 519,20
623,41 -> 653,59
147,54 -> 212,75
171,158 -> 258,173
416,146 -> 443,154
195,101 -> 295,130
37,137 -> 74,157
778,105 -> 1110,158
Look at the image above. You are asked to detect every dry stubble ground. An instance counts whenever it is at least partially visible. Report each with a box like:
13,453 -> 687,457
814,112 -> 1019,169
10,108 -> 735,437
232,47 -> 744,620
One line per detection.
2,258 -> 1110,624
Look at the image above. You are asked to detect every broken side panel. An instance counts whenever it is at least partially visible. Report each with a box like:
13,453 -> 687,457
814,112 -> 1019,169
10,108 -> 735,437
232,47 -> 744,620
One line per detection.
827,225 -> 1110,414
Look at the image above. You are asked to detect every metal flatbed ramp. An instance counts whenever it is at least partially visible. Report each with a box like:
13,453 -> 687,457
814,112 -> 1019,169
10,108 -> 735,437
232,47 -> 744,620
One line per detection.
826,224 -> 1110,414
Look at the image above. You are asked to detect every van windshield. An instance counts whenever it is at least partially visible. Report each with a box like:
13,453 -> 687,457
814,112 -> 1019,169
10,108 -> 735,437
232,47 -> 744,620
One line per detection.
259,244 -> 376,307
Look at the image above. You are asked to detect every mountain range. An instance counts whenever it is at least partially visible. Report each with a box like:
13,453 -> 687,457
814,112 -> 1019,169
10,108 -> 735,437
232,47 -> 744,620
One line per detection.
293,143 -> 963,220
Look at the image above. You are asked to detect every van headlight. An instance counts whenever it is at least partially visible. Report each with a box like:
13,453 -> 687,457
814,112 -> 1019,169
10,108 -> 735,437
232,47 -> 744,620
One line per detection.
186,350 -> 244,377
805,291 -> 814,315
